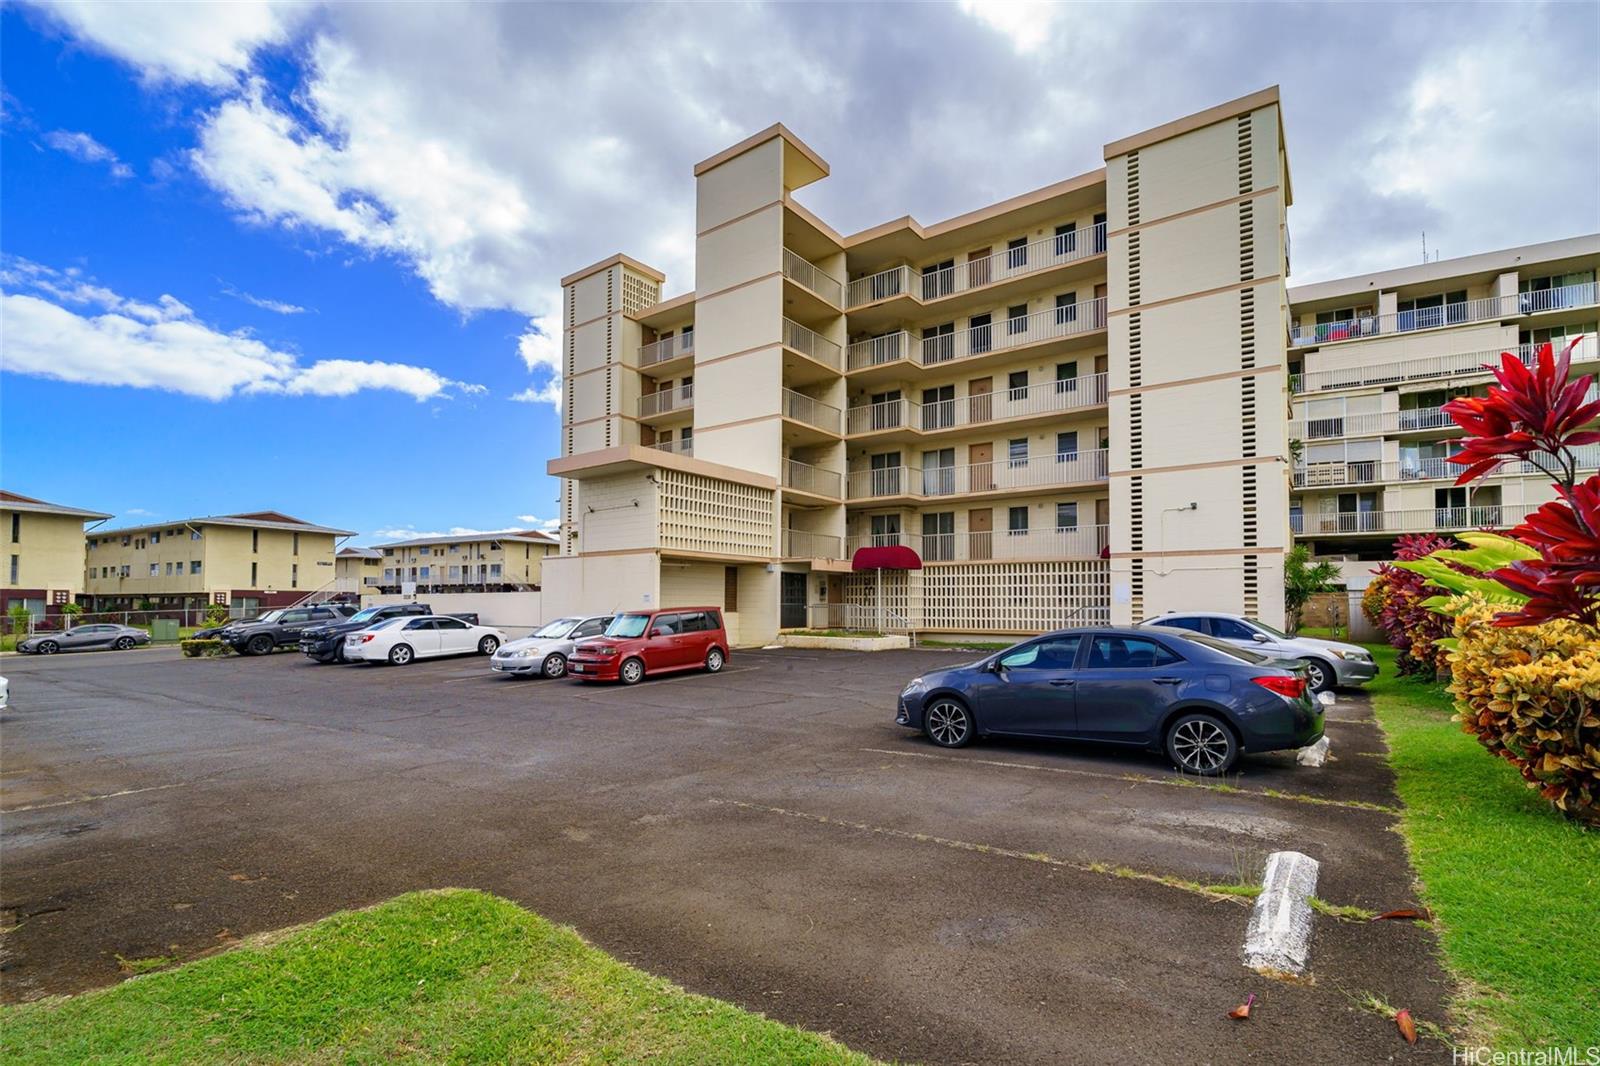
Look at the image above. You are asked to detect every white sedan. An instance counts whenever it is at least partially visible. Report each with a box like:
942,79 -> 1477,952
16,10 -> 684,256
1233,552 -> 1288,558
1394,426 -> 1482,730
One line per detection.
344,614 -> 506,665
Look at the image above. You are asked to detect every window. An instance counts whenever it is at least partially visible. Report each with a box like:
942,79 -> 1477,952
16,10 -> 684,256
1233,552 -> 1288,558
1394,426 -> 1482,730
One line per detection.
1397,290 -> 1467,331
869,451 -> 902,496
1055,362 -> 1079,397
436,617 -> 469,630
998,635 -> 1081,670
1086,635 -> 1182,669
384,548 -> 395,557
1055,291 -> 1078,327
149,563 -> 160,576
1154,616 -> 1207,633
419,566 -> 430,580
448,565 -> 461,579
921,322 -> 955,363
969,313 -> 992,355
292,533 -> 300,555
1056,502 -> 1078,530
120,565 -> 130,577
291,563 -> 298,588
151,530 -> 161,544
8,555 -> 16,583
1092,212 -> 1107,253
922,512 -> 955,561
1007,237 -> 1027,269
1054,222 -> 1076,256
1211,617 -> 1258,641
190,560 -> 201,574
165,561 -> 174,575
921,447 -> 955,495
1056,431 -> 1079,462
921,259 -> 954,299
921,385 -> 955,430
1007,303 -> 1028,335
190,529 -> 202,540
869,513 -> 901,545
1008,438 -> 1028,467
250,562 -> 258,586
1007,370 -> 1028,400
420,546 -> 431,556
573,618 -> 608,638
724,566 -> 739,612
1008,506 -> 1029,535
405,618 -> 435,631
489,563 -> 502,578
9,513 -> 19,543
251,529 -> 259,552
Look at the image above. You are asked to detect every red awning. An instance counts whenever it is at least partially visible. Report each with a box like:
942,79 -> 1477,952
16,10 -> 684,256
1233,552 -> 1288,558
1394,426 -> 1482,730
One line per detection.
851,545 -> 923,571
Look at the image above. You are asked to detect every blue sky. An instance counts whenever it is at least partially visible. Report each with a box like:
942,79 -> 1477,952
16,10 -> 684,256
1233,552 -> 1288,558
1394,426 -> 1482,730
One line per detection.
2,1 -> 1597,543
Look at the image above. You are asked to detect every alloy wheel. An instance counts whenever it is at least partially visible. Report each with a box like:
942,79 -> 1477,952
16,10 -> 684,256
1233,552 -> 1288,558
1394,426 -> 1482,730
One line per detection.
925,700 -> 970,746
115,637 -> 135,650
620,658 -> 644,685
479,636 -> 499,655
38,641 -> 58,655
1171,718 -> 1231,773
390,644 -> 413,665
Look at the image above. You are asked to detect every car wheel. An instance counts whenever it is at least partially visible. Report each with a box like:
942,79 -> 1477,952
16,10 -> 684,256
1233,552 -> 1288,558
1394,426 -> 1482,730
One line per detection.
619,657 -> 645,685
1165,713 -> 1238,776
1304,659 -> 1335,694
114,636 -> 136,651
333,644 -> 346,664
388,643 -> 414,666
705,647 -> 725,673
541,653 -> 567,679
246,634 -> 275,656
478,635 -> 500,656
924,697 -> 974,748
37,640 -> 59,655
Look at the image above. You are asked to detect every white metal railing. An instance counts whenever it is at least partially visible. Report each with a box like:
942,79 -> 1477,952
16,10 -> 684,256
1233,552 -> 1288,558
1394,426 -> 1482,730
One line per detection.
1292,445 -> 1600,488
783,458 -> 843,498
639,332 -> 695,367
782,318 -> 843,370
639,382 -> 694,418
1289,283 -> 1598,348
782,529 -> 844,559
845,524 -> 1108,562
782,248 -> 843,307
1292,336 -> 1598,394
1292,504 -> 1537,536
649,436 -> 693,457
1291,383 -> 1600,440
847,373 -> 1108,435
782,388 -> 842,434
845,297 -> 1109,372
847,449 -> 1108,500
846,223 -> 1109,308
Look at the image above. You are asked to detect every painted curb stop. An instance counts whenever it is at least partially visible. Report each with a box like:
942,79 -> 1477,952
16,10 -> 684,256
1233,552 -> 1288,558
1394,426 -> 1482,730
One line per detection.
1242,849 -> 1320,976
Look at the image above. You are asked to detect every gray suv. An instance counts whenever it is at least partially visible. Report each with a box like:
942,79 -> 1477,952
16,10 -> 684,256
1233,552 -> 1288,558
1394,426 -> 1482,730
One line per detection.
222,604 -> 356,656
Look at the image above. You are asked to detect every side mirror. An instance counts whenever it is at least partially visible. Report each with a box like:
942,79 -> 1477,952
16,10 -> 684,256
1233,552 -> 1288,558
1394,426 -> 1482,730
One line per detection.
1251,632 -> 1271,643
648,628 -> 663,638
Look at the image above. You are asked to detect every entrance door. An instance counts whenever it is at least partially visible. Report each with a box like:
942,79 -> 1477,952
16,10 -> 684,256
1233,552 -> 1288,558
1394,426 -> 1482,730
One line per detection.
780,572 -> 808,629
967,247 -> 992,289
969,442 -> 994,492
969,507 -> 993,560
1093,282 -> 1108,328
1095,498 -> 1110,553
968,377 -> 993,425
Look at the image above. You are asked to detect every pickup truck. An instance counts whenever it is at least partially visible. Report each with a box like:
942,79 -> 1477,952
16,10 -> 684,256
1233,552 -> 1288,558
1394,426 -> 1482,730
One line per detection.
298,603 -> 434,663
221,604 -> 358,656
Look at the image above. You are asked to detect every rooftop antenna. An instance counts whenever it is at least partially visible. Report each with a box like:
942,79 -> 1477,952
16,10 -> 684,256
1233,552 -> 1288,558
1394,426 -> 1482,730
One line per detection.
1421,231 -> 1427,263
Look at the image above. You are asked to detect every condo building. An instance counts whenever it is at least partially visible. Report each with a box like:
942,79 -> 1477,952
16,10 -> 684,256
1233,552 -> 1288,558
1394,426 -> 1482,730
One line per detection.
371,530 -> 558,594
544,88 -> 1294,644
1,490 -> 111,618
1287,236 -> 1599,587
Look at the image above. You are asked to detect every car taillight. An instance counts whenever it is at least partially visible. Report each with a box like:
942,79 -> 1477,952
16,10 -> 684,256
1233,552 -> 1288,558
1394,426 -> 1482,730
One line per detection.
1252,675 -> 1306,699
359,634 -> 375,643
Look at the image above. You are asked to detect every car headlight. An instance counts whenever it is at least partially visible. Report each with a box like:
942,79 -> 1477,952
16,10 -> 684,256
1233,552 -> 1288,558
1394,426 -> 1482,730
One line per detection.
1325,649 -> 1346,660
902,676 -> 927,695
513,649 -> 533,658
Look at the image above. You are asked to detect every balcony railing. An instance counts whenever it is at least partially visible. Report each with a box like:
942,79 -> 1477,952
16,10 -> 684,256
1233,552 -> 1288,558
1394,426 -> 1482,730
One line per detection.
846,297 -> 1109,373
783,318 -> 843,371
639,332 -> 694,367
1292,336 -> 1598,394
1292,504 -> 1537,536
1292,383 -> 1599,440
783,458 -> 843,498
639,382 -> 694,418
1289,283 -> 1598,348
847,449 -> 1109,500
845,524 -> 1108,562
846,223 -> 1109,309
782,248 -> 843,307
782,388 -> 842,434
1292,445 -> 1600,488
649,437 -> 693,457
847,373 -> 1108,436
781,528 -> 843,559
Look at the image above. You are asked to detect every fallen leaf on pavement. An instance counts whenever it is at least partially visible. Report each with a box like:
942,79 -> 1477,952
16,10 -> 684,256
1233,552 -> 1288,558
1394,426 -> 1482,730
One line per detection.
1396,1009 -> 1417,1044
1228,993 -> 1256,1020
1372,908 -> 1432,922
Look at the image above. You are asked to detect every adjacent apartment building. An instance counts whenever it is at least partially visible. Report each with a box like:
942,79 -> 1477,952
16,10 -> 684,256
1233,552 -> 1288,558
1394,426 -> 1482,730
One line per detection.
334,547 -> 384,596
371,530 -> 558,594
1287,236 -> 1598,586
1,490 -> 111,619
83,511 -> 353,612
544,88 -> 1295,644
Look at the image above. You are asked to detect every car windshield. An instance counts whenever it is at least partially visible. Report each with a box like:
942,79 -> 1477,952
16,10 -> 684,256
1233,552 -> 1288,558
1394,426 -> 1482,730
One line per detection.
254,611 -> 283,624
1248,618 -> 1291,639
348,607 -> 385,623
605,613 -> 652,638
1171,630 -> 1271,664
533,617 -> 581,638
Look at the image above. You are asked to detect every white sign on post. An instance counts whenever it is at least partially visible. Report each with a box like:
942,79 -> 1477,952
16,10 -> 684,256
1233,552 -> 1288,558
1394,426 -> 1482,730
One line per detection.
401,581 -> 418,598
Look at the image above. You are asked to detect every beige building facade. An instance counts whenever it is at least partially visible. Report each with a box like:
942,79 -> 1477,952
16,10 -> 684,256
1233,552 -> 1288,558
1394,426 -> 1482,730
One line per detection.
83,511 -> 353,611
334,547 -> 384,595
1,490 -> 112,618
371,530 -> 558,594
545,89 -> 1295,642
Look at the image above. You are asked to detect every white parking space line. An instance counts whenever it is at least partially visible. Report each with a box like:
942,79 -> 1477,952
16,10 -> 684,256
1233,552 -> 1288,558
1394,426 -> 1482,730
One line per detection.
2,783 -> 187,814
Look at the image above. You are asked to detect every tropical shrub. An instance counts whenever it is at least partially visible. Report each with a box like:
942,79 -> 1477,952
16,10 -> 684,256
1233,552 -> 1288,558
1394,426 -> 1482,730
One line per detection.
1283,544 -> 1338,631
179,639 -> 231,658
203,602 -> 230,626
1371,533 -> 1462,677
1360,575 -> 1388,628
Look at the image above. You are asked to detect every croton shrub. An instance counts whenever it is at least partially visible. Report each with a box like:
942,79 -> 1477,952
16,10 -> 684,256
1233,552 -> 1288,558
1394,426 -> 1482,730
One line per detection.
1369,533 -> 1463,678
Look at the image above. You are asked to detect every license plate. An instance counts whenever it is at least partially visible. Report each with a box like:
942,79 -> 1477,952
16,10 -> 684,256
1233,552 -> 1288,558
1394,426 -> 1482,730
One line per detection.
571,663 -> 590,672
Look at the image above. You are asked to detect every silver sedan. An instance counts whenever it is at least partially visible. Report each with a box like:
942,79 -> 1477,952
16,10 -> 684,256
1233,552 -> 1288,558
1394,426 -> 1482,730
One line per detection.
18,623 -> 152,655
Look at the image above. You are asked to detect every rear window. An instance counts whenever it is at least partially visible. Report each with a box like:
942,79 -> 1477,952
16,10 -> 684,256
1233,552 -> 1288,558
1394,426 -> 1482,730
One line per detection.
1169,630 -> 1271,664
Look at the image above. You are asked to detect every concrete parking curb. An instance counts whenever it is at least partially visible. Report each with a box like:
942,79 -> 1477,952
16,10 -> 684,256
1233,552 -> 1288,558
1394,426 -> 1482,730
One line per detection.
1242,850 -> 1320,976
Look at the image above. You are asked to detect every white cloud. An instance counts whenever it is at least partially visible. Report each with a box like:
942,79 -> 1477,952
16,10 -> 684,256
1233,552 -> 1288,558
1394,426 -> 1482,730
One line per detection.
509,382 -> 562,408
956,0 -> 1060,54
223,285 -> 306,314
123,507 -> 155,516
1,259 -> 480,402
515,515 -> 559,531
368,523 -> 545,541
42,129 -> 132,178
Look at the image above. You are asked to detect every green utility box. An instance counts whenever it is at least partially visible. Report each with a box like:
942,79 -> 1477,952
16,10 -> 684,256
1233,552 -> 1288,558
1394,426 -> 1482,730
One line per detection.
150,618 -> 180,643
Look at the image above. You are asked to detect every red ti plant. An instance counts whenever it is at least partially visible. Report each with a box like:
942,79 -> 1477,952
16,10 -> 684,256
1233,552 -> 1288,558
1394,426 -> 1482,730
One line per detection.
1444,336 -> 1600,626
1372,534 -> 1465,676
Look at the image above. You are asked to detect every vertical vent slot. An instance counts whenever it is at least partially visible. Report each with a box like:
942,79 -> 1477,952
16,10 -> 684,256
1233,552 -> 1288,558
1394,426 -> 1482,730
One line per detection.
1127,231 -> 1142,307
1236,115 -> 1254,196
1242,553 -> 1259,617
1126,151 -> 1142,227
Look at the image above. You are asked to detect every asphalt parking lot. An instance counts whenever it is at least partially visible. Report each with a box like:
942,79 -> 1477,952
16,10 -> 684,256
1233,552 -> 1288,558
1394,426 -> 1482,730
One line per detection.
2,645 -> 1451,1062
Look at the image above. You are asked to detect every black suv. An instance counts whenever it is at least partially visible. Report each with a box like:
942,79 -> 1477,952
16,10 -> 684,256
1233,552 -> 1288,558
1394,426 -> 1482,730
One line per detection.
298,602 -> 434,663
221,604 -> 358,656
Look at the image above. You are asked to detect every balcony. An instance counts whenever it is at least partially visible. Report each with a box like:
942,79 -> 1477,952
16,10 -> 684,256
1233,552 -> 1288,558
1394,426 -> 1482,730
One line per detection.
1293,445 -> 1600,488
639,331 -> 695,368
847,449 -> 1109,502
782,248 -> 843,307
781,528 -> 843,560
1289,283 -> 1598,348
1291,504 -> 1536,536
1292,336 -> 1599,394
648,436 -> 693,457
782,458 -> 843,499
846,297 -> 1109,376
1292,382 -> 1599,440
782,317 -> 843,373
846,524 -> 1108,563
639,382 -> 694,420
847,372 -> 1108,437
846,223 -> 1108,309
782,388 -> 842,437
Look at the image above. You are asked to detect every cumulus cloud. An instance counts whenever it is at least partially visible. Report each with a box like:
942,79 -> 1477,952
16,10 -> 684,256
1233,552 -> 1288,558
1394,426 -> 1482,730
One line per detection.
1,258 -> 481,402
368,523 -> 548,541
41,129 -> 132,178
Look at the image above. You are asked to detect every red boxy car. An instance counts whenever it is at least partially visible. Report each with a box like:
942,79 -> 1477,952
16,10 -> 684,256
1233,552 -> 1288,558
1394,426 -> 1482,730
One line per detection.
567,607 -> 729,685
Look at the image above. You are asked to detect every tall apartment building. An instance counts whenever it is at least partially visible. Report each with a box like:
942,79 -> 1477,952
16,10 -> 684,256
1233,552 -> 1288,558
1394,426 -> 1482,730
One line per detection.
371,530 -> 558,594
84,511 -> 353,612
544,88 -> 1293,643
1287,236 -> 1599,585
1,490 -> 111,618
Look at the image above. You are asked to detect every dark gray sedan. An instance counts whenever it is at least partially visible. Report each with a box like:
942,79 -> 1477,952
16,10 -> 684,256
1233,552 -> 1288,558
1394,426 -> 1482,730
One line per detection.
18,624 -> 151,655
894,626 -> 1323,775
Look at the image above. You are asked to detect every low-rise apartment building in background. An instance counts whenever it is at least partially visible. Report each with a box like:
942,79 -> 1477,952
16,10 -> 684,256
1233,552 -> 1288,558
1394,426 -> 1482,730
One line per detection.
83,511 -> 354,613
334,547 -> 384,596
1,490 -> 112,619
371,530 -> 558,594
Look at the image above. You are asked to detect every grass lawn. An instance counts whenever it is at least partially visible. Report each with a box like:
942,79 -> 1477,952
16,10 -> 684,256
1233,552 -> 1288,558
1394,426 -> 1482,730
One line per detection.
0,890 -> 876,1065
1364,643 -> 1600,1047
